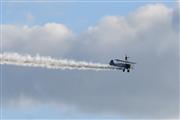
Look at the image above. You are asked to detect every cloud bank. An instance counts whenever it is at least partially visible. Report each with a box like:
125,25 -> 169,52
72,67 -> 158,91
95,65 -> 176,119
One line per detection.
1,3 -> 179,119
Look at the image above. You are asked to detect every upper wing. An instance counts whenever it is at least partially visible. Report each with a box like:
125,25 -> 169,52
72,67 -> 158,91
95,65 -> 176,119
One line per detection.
114,59 -> 136,64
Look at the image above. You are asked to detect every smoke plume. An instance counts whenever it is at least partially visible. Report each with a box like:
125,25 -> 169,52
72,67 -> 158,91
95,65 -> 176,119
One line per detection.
0,52 -> 118,71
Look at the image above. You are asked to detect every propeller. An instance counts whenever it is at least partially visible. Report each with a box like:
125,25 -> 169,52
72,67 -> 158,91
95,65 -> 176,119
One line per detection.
130,64 -> 134,69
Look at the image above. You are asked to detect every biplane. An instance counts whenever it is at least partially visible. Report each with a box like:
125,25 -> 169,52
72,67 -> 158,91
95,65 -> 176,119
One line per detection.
109,55 -> 136,72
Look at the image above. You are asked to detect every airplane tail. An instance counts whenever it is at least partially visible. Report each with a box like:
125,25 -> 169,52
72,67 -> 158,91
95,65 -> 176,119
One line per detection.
109,60 -> 114,65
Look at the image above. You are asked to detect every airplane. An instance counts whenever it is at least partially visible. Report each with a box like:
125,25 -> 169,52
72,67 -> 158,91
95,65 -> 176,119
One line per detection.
109,55 -> 136,72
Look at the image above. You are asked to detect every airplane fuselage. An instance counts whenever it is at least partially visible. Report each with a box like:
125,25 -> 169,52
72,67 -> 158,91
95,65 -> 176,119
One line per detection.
109,60 -> 131,72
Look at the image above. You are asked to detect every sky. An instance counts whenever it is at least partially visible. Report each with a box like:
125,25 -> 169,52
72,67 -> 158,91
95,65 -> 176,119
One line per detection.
0,0 -> 180,119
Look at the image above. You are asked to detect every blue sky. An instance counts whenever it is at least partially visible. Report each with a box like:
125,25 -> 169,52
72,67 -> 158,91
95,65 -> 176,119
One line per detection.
1,0 -> 179,119
2,1 -> 175,33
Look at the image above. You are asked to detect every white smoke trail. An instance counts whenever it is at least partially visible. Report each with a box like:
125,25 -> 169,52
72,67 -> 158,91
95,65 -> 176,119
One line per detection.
0,52 -> 119,71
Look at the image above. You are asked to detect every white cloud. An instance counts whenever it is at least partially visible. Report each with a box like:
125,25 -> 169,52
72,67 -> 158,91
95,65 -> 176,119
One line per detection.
75,4 -> 176,60
2,23 -> 74,56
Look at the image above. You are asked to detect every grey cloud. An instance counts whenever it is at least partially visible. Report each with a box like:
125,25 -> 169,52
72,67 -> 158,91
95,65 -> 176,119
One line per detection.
172,2 -> 180,32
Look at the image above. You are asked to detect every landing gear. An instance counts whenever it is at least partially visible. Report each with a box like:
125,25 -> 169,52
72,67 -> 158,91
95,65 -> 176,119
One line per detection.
127,69 -> 130,72
123,69 -> 125,72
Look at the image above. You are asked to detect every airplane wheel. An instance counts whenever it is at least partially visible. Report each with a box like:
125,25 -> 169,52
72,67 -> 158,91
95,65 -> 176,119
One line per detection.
123,69 -> 125,72
127,69 -> 130,72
